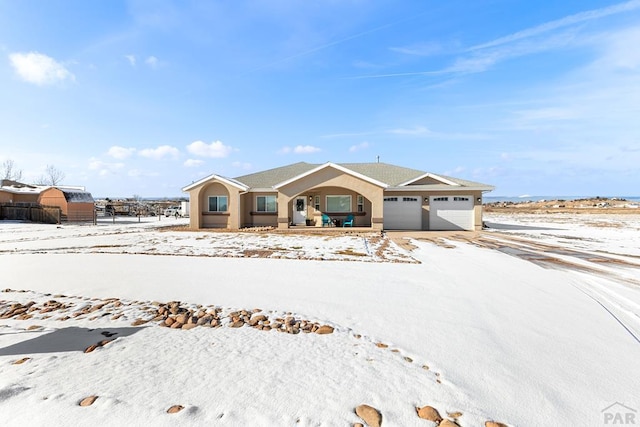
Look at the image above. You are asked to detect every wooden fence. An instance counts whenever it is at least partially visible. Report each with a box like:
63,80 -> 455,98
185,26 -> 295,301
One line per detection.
0,203 -> 62,224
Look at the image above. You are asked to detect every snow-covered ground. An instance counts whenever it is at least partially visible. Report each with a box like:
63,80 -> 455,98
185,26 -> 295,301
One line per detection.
1,214 -> 639,426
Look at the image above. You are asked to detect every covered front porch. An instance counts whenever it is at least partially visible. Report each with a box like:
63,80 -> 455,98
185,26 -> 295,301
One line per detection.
280,187 -> 383,230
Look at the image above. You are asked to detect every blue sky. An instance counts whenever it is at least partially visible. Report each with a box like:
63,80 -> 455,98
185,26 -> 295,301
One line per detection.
1,0 -> 639,198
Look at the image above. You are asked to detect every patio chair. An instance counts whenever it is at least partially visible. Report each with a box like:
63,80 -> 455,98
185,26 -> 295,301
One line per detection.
343,214 -> 354,227
322,213 -> 333,227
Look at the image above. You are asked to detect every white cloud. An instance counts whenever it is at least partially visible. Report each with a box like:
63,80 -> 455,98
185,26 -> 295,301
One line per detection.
145,56 -> 159,68
9,52 -> 74,85
125,55 -> 136,67
349,142 -> 370,152
184,159 -> 204,167
138,145 -> 180,160
280,145 -> 321,154
128,169 -> 160,177
107,146 -> 136,159
88,158 -> 124,177
232,161 -> 252,170
186,140 -> 233,158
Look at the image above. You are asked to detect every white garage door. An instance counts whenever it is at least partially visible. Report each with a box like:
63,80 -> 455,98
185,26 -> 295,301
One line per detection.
383,196 -> 422,230
429,196 -> 474,230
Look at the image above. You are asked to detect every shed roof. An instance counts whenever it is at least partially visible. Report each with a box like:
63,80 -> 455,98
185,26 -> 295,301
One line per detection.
60,188 -> 95,203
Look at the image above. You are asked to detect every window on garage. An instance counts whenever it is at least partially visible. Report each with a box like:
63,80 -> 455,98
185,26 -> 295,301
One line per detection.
326,195 -> 351,212
433,197 -> 449,201
454,197 -> 469,201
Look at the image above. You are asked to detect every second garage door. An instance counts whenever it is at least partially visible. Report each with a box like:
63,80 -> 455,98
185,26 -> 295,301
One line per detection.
429,196 -> 474,230
383,196 -> 422,230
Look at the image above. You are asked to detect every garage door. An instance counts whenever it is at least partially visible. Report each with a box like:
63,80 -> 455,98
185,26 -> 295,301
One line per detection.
383,196 -> 422,230
429,196 -> 474,230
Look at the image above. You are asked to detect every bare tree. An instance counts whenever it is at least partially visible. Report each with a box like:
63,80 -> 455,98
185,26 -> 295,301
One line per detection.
1,159 -> 23,181
35,165 -> 66,186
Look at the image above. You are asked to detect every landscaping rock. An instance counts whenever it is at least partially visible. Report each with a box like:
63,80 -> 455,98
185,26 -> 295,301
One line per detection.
440,420 -> 459,427
485,422 -> 508,427
416,406 -> 442,423
12,357 -> 31,365
167,405 -> 184,414
355,404 -> 382,427
315,325 -> 334,335
79,395 -> 98,407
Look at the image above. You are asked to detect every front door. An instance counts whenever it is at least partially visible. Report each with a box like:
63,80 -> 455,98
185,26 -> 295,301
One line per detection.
293,196 -> 307,225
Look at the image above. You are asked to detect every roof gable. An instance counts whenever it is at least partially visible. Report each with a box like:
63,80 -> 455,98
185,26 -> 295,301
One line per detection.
182,174 -> 249,192
398,172 -> 460,187
273,162 -> 389,189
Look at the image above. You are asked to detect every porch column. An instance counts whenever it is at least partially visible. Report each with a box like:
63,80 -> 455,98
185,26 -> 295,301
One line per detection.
370,191 -> 384,230
277,195 -> 289,229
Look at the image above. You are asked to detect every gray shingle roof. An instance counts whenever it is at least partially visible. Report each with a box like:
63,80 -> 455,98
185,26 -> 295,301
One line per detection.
233,161 -> 492,190
234,162 -> 318,188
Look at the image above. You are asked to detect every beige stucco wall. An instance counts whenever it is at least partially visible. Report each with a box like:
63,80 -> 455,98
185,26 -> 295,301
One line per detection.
241,192 -> 278,228
187,180 -> 241,229
276,167 -> 384,229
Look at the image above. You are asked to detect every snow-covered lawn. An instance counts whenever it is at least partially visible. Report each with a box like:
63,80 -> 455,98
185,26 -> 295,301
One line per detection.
1,214 -> 639,426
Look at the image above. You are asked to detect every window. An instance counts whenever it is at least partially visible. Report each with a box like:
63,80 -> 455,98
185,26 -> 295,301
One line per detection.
256,195 -> 276,212
357,195 -> 364,212
433,197 -> 449,202
208,196 -> 228,212
314,196 -> 320,211
384,197 -> 398,202
326,195 -> 351,212
454,197 -> 469,202
403,197 -> 418,202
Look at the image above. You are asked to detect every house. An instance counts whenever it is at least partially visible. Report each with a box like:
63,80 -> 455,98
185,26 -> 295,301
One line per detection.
38,187 -> 95,222
182,162 -> 494,231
